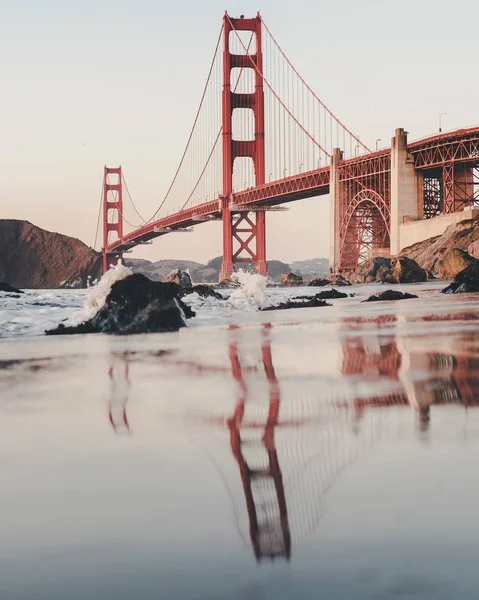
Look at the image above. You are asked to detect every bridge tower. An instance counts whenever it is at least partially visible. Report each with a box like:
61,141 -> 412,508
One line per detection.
102,166 -> 123,273
220,13 -> 267,281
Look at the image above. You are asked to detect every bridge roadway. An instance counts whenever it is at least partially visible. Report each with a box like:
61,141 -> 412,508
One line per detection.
107,126 -> 479,258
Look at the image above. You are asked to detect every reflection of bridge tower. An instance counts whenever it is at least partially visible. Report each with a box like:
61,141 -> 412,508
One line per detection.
108,357 -> 130,434
227,324 -> 291,562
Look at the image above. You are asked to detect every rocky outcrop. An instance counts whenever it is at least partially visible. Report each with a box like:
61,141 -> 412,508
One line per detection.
280,272 -> 303,286
390,257 -> 427,283
349,256 -> 426,284
0,219 -> 101,288
217,278 -> 242,289
163,268 -> 193,289
261,289 -> 346,311
399,214 -> 479,275
441,262 -> 479,294
328,274 -> 352,287
296,289 -> 348,300
349,257 -> 392,284
46,273 -> 194,335
182,284 -> 224,300
261,297 -> 331,311
307,277 -> 330,287
363,290 -> 418,302
0,282 -> 23,294
435,248 -> 478,279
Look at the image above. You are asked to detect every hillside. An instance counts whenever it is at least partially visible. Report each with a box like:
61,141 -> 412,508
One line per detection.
400,214 -> 479,273
0,220 -> 101,288
290,258 -> 329,277
125,256 -> 292,282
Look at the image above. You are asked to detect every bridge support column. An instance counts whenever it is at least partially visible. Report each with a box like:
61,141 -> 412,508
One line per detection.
390,128 -> 420,255
220,13 -> 268,281
220,197 -> 234,281
329,148 -> 343,273
102,166 -> 124,273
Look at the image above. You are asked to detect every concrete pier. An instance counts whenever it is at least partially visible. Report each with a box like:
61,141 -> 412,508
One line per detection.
328,148 -> 343,272
390,128 -> 421,255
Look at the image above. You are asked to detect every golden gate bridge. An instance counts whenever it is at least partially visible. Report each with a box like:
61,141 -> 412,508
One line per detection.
98,12 -> 479,278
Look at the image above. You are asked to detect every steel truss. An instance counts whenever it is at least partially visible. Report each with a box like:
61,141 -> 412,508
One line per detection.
423,175 -> 442,218
338,153 -> 391,270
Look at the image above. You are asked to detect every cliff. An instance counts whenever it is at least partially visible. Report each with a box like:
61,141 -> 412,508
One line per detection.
0,220 -> 101,288
399,214 -> 479,275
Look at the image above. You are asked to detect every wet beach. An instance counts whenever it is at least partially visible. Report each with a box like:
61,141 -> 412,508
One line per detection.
1,280 -> 479,599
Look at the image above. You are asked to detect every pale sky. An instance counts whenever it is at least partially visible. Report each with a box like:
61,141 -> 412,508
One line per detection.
1,0 -> 478,265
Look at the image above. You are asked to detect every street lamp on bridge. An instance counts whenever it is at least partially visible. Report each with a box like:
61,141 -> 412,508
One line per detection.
439,113 -> 447,133
375,139 -> 381,151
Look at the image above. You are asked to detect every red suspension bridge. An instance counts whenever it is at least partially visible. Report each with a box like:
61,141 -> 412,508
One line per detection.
100,12 -> 479,278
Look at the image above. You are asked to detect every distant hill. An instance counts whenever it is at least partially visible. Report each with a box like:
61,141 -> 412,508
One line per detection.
291,258 -> 329,278
125,258 -> 210,282
125,256 -> 291,282
0,219 -> 101,288
125,256 -> 328,282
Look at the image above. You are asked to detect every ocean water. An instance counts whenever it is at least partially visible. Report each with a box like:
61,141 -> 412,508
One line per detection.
1,271 -> 479,599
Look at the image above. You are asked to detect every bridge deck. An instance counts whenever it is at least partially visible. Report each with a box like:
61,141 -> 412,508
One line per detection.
107,126 -> 479,256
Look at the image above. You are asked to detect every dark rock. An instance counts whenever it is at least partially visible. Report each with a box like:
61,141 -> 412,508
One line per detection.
349,256 -> 426,284
261,297 -> 331,311
328,274 -> 351,286
280,272 -> 303,286
307,277 -> 330,287
45,321 -> 99,335
349,257 -> 392,284
315,289 -> 348,300
46,273 -> 195,335
163,268 -> 193,289
390,257 -> 427,284
292,289 -> 347,301
436,248 -> 478,279
217,278 -> 241,289
181,284 -> 224,300
441,262 -> 479,294
0,282 -> 23,294
363,289 -> 418,302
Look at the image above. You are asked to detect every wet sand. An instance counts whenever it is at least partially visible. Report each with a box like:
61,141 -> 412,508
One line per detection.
1,281 -> 479,599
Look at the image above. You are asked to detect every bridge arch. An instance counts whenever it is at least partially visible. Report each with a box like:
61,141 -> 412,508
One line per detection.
339,189 -> 390,270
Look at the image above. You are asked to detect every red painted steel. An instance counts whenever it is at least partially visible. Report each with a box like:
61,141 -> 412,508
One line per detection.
220,13 -> 267,280
102,166 -> 123,273
104,127 -> 479,272
100,10 -> 479,277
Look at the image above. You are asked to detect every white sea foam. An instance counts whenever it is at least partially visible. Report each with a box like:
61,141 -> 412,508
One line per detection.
67,261 -> 132,325
228,271 -> 267,310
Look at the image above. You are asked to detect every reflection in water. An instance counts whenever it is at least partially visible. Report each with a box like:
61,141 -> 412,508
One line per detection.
108,357 -> 130,434
104,316 -> 479,565
228,323 -> 291,562
341,315 -> 479,431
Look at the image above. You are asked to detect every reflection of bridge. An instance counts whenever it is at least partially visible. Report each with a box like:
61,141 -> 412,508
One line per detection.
100,12 -> 479,277
106,319 -> 479,560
